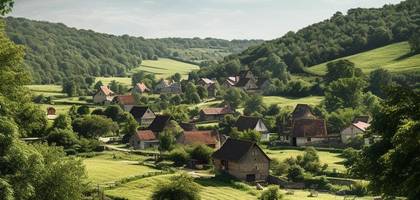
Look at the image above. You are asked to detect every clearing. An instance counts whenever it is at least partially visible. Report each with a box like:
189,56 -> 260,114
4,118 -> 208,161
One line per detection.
130,58 -> 199,79
262,96 -> 324,108
307,42 -> 420,75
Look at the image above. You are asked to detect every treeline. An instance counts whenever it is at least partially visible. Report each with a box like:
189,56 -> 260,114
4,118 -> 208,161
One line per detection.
198,0 -> 420,78
4,17 -> 262,84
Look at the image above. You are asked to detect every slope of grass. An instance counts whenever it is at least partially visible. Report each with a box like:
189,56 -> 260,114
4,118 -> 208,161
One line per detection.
130,58 -> 199,79
308,42 -> 420,75
262,96 -> 324,108
95,77 -> 132,87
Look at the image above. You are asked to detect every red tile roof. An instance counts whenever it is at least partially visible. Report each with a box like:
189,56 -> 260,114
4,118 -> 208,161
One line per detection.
100,86 -> 114,96
135,83 -> 150,93
135,130 -> 156,141
292,118 -> 327,137
115,95 -> 135,105
352,121 -> 370,132
178,131 -> 219,146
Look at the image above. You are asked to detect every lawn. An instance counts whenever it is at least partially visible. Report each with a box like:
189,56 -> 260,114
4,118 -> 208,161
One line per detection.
262,96 -> 324,108
307,42 -> 420,75
83,151 -> 158,184
130,58 -> 199,79
264,149 -> 346,172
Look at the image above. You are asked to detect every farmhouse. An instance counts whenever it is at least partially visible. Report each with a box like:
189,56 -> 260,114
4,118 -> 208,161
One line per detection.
155,80 -> 182,94
131,82 -> 150,94
112,94 -> 136,111
129,130 -> 159,149
197,78 -> 215,87
222,78 -> 237,88
290,118 -> 328,146
177,130 -> 221,148
199,105 -> 234,121
148,115 -> 172,133
212,138 -> 270,182
341,121 -> 370,143
129,106 -> 156,127
291,104 -> 316,120
236,116 -> 268,133
93,86 -> 115,104
179,122 -> 197,131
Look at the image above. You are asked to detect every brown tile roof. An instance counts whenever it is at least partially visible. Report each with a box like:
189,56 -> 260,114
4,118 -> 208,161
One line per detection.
115,95 -> 135,105
292,118 -> 327,137
135,130 -> 157,141
292,104 -> 315,120
178,131 -> 219,146
99,86 -> 114,96
236,116 -> 261,131
135,83 -> 150,93
211,138 -> 270,161
201,107 -> 233,115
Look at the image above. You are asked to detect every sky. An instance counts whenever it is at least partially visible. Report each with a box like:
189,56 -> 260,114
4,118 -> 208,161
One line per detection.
9,0 -> 402,40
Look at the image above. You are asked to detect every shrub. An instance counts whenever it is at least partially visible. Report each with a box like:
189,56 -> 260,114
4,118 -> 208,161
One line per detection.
168,147 -> 189,167
270,159 -> 289,176
259,185 -> 283,200
190,144 -> 213,164
349,181 -> 369,196
151,173 -> 200,200
287,165 -> 305,182
46,128 -> 79,149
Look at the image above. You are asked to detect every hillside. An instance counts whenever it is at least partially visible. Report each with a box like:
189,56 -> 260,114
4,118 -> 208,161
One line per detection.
4,17 -> 262,84
307,42 -> 420,75
198,0 -> 420,79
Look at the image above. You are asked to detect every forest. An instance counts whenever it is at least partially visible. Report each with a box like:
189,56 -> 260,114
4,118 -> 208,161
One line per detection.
4,17 -> 262,84
197,0 -> 420,78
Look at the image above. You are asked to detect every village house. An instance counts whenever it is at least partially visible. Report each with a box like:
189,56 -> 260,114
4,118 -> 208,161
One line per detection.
148,115 -> 173,134
177,130 -> 221,148
199,105 -> 234,121
238,70 -> 255,80
129,106 -> 156,127
222,78 -> 237,88
154,80 -> 182,94
197,78 -> 215,88
212,138 -> 270,182
131,82 -> 150,94
207,82 -> 218,97
129,130 -> 159,149
154,79 -> 171,92
112,94 -> 136,111
93,86 -> 115,104
341,121 -> 371,143
235,78 -> 259,91
236,116 -> 268,133
46,107 -> 57,120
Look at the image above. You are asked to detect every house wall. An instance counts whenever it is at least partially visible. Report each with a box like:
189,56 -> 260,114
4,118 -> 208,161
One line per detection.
199,112 -> 224,121
93,91 -> 107,104
255,120 -> 268,133
214,146 -> 269,182
295,137 -> 327,146
341,125 -> 363,143
129,136 -> 159,149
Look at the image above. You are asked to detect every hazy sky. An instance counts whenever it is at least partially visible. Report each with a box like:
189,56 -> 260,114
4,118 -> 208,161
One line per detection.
9,0 -> 402,40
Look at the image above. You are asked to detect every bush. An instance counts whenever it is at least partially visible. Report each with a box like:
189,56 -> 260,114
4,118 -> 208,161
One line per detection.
270,159 -> 289,176
349,181 -> 369,196
287,165 -> 305,182
46,128 -> 79,149
259,185 -> 283,200
168,147 -> 189,167
189,144 -> 213,164
151,173 -> 200,200
77,138 -> 103,153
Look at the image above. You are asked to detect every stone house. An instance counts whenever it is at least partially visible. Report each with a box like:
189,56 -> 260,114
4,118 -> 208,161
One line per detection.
199,105 -> 234,121
212,138 -> 270,182
129,130 -> 159,149
129,106 -> 156,127
341,121 -> 370,144
177,130 -> 221,149
131,82 -> 150,94
93,86 -> 115,104
112,94 -> 136,111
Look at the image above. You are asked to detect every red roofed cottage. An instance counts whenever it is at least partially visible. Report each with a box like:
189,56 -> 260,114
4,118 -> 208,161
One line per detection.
129,130 -> 159,149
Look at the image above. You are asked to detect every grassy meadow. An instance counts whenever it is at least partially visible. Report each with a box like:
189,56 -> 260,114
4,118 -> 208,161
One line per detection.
130,58 -> 199,79
307,42 -> 420,75
262,96 -> 324,108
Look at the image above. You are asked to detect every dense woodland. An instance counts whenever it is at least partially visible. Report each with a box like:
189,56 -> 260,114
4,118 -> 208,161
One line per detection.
198,0 -> 420,78
4,17 -> 262,84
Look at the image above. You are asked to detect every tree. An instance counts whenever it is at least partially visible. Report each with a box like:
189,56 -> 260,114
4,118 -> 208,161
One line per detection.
72,115 -> 118,138
223,88 -> 244,109
52,114 -> 72,130
94,80 -> 103,90
152,173 -> 200,200
172,73 -> 182,82
104,105 -> 124,122
239,129 -> 261,143
196,85 -> 208,99
158,132 -> 175,152
185,83 -> 201,104
190,144 -> 213,164
131,71 -> 146,86
368,68 -> 392,98
259,185 -> 283,200
76,105 -> 90,115
324,78 -> 366,111
15,104 -> 48,137
46,128 -> 79,148
0,0 -> 13,15
351,87 -> 420,200
169,147 -> 189,166
109,80 -> 119,93
325,60 -> 362,83
287,165 -> 305,182
243,94 -> 265,115
121,114 -> 138,143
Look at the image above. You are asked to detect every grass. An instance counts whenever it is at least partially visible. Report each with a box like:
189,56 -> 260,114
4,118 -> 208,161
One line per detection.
307,42 -> 420,75
264,149 -> 346,172
262,96 -> 324,108
26,84 -> 66,97
83,151 -> 158,184
95,76 -> 132,87
130,58 -> 199,79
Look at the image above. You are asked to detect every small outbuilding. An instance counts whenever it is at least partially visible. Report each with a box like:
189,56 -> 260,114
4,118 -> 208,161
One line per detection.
129,130 -> 159,149
129,106 -> 156,127
93,86 -> 115,104
341,121 -> 370,144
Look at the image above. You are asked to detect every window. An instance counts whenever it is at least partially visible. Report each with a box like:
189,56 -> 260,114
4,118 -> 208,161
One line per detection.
252,150 -> 257,156
307,137 -> 312,142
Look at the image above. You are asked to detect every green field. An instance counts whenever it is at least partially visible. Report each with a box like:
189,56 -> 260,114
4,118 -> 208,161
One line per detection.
95,76 -> 132,87
307,42 -> 420,75
26,84 -> 66,97
83,152 -> 157,184
264,149 -> 346,172
130,58 -> 199,79
262,96 -> 324,108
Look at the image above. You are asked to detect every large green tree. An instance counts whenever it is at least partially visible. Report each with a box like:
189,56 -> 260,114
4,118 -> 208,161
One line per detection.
324,77 -> 366,111
368,68 -> 392,98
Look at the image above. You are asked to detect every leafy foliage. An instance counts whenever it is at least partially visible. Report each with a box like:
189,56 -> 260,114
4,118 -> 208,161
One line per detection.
151,173 -> 200,200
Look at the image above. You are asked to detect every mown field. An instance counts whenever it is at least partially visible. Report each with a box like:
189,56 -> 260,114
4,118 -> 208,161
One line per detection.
130,58 -> 199,79
308,42 -> 420,75
262,96 -> 324,108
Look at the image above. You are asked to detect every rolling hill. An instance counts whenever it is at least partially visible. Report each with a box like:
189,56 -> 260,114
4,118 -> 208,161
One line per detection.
307,42 -> 420,75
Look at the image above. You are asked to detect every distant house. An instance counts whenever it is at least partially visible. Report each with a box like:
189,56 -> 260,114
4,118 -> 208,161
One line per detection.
148,115 -> 172,134
177,130 -> 221,148
222,78 -> 237,88
93,86 -> 115,104
291,104 -> 316,120
112,94 -> 136,111
46,107 -> 57,120
238,70 -> 255,80
131,82 -> 150,94
155,80 -> 171,92
155,80 -> 182,94
199,105 -> 234,121
129,106 -> 156,127
290,118 -> 328,146
236,116 -> 268,133
212,138 -> 270,182
207,83 -> 218,97
129,130 -> 159,149
235,78 -> 259,91
341,121 -> 370,143
197,78 -> 215,88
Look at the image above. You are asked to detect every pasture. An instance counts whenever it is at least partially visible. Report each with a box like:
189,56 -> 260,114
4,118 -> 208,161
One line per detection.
262,96 -> 324,108
130,58 -> 199,79
308,42 -> 420,75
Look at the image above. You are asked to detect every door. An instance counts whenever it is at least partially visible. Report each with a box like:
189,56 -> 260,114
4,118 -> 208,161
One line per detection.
246,174 -> 256,182
292,137 -> 297,146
